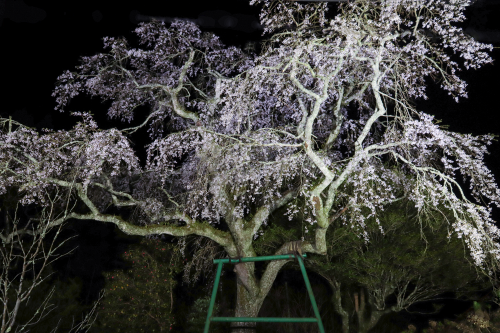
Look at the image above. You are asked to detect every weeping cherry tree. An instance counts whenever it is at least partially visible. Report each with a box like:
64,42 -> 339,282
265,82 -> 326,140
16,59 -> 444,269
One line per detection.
1,0 -> 500,331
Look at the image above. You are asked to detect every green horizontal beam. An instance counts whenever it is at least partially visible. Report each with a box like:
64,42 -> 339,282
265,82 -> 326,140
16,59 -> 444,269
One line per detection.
204,253 -> 324,333
211,317 -> 318,323
214,253 -> 307,264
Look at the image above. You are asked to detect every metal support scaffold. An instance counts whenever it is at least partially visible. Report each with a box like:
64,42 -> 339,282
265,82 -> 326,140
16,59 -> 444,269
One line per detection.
203,253 -> 325,333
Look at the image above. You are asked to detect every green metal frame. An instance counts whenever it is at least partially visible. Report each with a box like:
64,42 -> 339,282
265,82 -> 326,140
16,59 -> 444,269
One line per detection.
203,253 -> 325,333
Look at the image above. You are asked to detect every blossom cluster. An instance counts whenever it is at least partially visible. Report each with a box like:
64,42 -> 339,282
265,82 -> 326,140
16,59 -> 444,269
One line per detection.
0,112 -> 141,206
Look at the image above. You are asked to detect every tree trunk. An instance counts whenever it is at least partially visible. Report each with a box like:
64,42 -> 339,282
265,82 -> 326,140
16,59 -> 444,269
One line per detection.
363,309 -> 388,332
357,288 -> 367,333
332,286 -> 349,333
357,287 -> 393,333
322,275 -> 349,333
230,281 -> 260,333
285,281 -> 293,333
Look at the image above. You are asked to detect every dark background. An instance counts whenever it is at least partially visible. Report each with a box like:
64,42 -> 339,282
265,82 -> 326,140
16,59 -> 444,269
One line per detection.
1,0 -> 500,331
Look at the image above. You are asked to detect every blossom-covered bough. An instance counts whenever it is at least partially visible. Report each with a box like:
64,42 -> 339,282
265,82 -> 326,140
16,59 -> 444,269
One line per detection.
1,0 -> 500,330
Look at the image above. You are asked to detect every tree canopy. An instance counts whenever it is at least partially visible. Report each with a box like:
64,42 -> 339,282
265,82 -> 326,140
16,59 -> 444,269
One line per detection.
1,0 -> 499,329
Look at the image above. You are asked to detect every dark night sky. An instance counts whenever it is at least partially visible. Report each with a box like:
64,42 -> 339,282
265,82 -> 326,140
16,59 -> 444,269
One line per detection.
0,0 -> 267,132
1,0 -> 500,319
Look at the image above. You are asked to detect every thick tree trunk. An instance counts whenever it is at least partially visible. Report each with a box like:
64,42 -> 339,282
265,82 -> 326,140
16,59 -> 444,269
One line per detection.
357,287 -> 392,333
285,281 -> 293,333
357,289 -> 367,333
318,273 -> 349,333
331,282 -> 349,333
230,282 -> 260,333
363,309 -> 387,332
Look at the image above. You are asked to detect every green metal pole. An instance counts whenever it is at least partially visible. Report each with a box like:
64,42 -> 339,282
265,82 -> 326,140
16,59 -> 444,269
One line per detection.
205,253 -> 326,332
213,253 -> 307,264
211,317 -> 318,323
297,255 -> 325,333
203,261 -> 223,333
